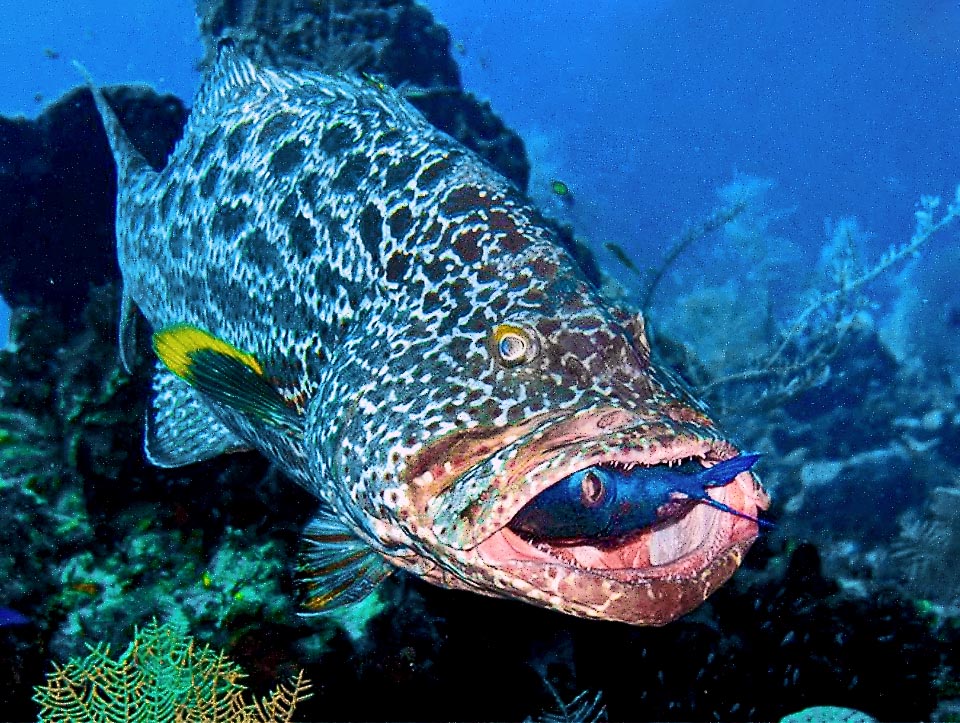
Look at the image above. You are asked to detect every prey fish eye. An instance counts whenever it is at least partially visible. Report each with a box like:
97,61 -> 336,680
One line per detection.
579,471 -> 606,507
491,323 -> 537,367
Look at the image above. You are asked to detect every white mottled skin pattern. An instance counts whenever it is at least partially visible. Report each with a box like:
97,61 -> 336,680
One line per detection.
100,49 -> 768,624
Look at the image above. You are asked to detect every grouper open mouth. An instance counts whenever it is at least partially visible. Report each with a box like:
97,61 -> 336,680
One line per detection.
482,451 -> 765,576
415,410 -> 770,625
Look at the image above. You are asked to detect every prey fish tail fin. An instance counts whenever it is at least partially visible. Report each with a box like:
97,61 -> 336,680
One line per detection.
701,453 -> 762,488
692,494 -> 774,529
73,61 -> 156,185
683,454 -> 772,529
299,507 -> 394,613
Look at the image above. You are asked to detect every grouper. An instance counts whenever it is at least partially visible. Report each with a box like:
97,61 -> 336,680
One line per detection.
87,46 -> 769,625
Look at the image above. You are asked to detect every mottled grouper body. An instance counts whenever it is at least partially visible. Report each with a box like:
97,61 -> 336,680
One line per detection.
88,48 -> 769,625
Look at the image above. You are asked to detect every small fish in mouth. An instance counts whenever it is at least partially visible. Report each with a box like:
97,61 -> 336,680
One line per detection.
510,454 -> 769,542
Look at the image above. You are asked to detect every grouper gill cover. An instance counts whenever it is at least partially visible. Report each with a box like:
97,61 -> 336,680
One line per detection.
89,47 -> 769,625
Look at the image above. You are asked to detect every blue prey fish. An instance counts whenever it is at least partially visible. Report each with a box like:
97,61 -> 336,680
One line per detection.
511,454 -> 768,541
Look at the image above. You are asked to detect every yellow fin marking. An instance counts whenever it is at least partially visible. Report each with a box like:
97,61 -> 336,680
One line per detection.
153,323 -> 263,381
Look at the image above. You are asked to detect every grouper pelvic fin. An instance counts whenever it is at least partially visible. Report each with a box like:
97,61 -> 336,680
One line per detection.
153,324 -> 303,433
146,364 -> 251,468
300,507 -> 394,612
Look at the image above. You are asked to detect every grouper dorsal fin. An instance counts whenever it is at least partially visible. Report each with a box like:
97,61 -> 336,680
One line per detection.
146,364 -> 251,467
191,43 -> 260,121
191,42 -> 299,123
75,61 -> 156,187
300,507 -> 394,613
153,323 -> 302,433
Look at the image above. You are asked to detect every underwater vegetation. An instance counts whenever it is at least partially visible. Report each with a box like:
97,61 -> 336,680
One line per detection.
1,0 -> 960,721
33,620 -> 312,722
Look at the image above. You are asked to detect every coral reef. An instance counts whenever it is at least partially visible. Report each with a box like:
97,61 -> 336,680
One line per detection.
0,290 -> 377,719
630,177 -> 960,608
0,87 -> 187,326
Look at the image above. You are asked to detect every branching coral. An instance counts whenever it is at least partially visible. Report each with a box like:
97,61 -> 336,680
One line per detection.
693,186 -> 960,410
33,619 -> 312,723
525,683 -> 607,723
639,192 -> 750,317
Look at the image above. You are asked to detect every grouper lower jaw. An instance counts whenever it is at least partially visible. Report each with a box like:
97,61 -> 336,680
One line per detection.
395,408 -> 769,625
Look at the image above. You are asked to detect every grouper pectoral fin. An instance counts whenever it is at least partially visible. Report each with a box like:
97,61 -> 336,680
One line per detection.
146,364 -> 251,467
300,506 -> 394,612
152,323 -> 303,433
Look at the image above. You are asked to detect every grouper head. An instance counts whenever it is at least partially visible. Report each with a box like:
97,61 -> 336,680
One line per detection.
307,187 -> 769,626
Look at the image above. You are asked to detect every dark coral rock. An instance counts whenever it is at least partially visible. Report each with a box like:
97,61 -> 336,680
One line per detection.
783,326 -> 899,429
551,221 -> 604,288
196,0 -> 530,189
0,87 -> 187,325
569,544 -> 943,722
284,539 -> 949,722
406,90 -> 530,194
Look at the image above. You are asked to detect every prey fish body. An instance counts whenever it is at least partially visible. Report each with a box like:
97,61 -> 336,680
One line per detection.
89,48 -> 769,625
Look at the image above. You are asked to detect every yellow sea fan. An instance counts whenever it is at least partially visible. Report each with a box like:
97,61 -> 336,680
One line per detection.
33,619 -> 312,723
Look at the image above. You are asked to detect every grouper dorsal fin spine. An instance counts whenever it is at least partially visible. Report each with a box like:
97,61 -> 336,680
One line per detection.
191,42 -> 299,122
146,364 -> 251,468
190,43 -> 260,121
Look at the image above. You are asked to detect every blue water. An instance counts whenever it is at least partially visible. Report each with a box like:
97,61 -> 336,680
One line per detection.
0,0 -> 200,117
429,0 -> 960,283
0,0 -> 200,344
4,1 -> 958,247
2,0 -> 959,344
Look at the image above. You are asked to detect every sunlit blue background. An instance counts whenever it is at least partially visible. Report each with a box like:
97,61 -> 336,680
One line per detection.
3,0 -> 959,344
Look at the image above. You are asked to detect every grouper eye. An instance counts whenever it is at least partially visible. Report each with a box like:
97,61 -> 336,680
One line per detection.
491,323 -> 538,367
